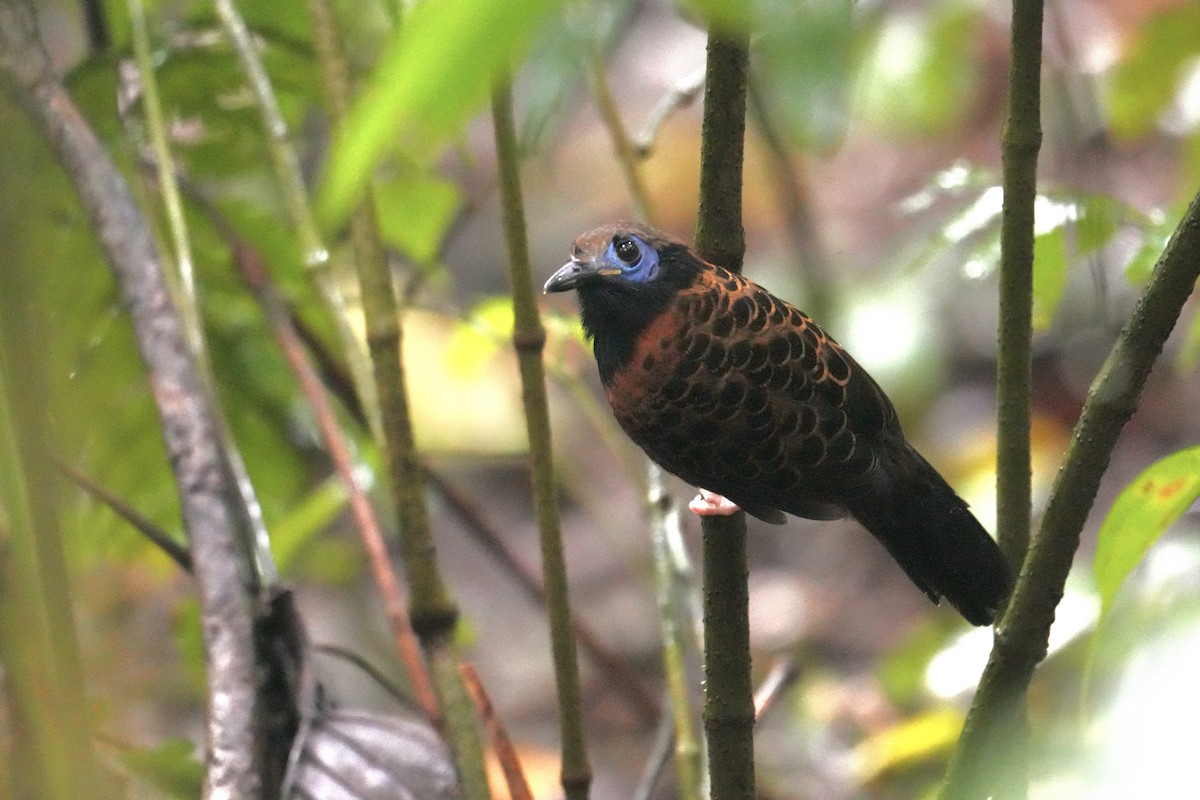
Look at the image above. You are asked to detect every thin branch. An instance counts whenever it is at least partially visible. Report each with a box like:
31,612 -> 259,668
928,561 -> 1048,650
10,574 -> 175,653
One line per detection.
995,0 -> 1044,576
584,43 -> 652,222
941,187 -> 1200,799
694,30 -> 755,800
747,79 -> 832,322
459,663 -> 535,800
126,5 -> 278,588
0,4 -> 262,797
56,461 -> 192,572
648,466 -> 704,800
426,469 -> 660,724
635,67 -> 705,158
226,222 -> 441,727
752,658 -> 799,720
493,78 -> 592,800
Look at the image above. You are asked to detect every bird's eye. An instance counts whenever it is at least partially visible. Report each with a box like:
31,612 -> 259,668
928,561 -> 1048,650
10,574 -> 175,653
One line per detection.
614,237 -> 641,265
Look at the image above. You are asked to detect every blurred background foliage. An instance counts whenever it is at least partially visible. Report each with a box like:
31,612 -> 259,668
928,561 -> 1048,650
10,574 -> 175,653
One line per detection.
2,0 -> 1200,797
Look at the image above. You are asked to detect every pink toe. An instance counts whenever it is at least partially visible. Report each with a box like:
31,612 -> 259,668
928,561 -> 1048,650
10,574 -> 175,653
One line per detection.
689,489 -> 742,517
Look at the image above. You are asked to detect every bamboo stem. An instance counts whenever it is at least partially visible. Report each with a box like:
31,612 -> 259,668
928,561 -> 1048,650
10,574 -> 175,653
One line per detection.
492,78 -> 592,800
693,30 -> 755,800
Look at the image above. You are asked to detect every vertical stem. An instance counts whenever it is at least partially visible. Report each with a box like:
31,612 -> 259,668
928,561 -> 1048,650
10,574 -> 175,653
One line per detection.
995,0 -> 1044,576
694,31 -> 755,800
303,2 -> 488,797
492,79 -> 592,800
648,467 -> 704,800
136,0 -> 276,589
128,0 -> 195,309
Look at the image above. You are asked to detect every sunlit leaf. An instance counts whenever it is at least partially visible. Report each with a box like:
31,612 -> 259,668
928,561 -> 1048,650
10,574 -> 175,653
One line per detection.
1125,217 -> 1174,284
1106,4 -> 1200,139
271,475 -> 351,574
446,298 -> 513,379
1032,226 -> 1066,330
1094,447 -> 1200,616
855,707 -> 964,783
1176,307 -> 1200,373
318,0 -> 559,227
856,0 -> 981,135
1074,195 -> 1119,255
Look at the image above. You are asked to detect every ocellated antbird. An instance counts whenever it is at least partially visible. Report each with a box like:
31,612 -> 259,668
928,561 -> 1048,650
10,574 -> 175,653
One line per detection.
545,222 -> 1011,626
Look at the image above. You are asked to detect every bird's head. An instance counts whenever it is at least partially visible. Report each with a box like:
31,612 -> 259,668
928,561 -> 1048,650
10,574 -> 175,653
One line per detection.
544,223 -> 667,292
544,222 -> 704,381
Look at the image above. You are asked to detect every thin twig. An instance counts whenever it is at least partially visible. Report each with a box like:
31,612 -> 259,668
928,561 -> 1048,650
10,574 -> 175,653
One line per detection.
214,0 -> 382,442
585,42 -> 652,222
303,1 -> 488,795
459,662 -> 535,800
125,6 -> 277,588
228,228 -> 442,728
635,67 -> 706,158
648,466 -> 704,800
747,79 -> 832,322
753,658 -> 799,720
427,469 -> 660,724
55,461 -> 192,572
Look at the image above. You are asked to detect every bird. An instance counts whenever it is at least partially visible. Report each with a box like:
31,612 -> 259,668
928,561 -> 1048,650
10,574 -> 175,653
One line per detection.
544,222 -> 1011,626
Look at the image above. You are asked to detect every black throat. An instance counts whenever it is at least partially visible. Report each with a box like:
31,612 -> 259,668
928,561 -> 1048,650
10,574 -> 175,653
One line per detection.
575,243 -> 699,385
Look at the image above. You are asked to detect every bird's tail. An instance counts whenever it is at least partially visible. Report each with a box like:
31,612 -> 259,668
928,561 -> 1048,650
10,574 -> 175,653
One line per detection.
849,445 -> 1011,626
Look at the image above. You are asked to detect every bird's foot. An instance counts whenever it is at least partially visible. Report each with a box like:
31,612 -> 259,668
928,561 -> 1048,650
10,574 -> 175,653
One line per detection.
688,489 -> 742,517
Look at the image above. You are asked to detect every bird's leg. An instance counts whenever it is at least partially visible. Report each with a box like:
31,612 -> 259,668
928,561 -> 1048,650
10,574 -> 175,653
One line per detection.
688,488 -> 742,517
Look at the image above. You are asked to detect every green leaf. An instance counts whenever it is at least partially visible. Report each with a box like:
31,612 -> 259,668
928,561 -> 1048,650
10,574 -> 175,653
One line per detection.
1175,306 -> 1200,373
374,175 -> 462,264
1032,226 -> 1066,330
115,739 -> 204,800
1094,447 -> 1200,616
754,0 -> 853,150
856,0 -> 982,135
317,0 -> 558,227
1074,195 -> 1119,255
1106,4 -> 1200,139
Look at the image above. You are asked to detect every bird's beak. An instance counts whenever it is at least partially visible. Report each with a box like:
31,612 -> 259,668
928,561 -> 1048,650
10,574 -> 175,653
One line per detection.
544,258 -> 592,293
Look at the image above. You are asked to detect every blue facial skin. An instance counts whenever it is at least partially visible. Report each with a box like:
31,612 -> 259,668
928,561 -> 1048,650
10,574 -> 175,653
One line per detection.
607,235 -> 660,284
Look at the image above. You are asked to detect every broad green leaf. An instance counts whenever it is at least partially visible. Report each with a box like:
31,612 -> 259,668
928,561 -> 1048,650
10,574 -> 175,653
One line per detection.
754,0 -> 853,151
1075,195 -> 1119,255
1094,447 -> 1200,616
1032,226 -> 1066,330
1106,4 -> 1200,139
317,0 -> 558,227
374,175 -> 462,264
